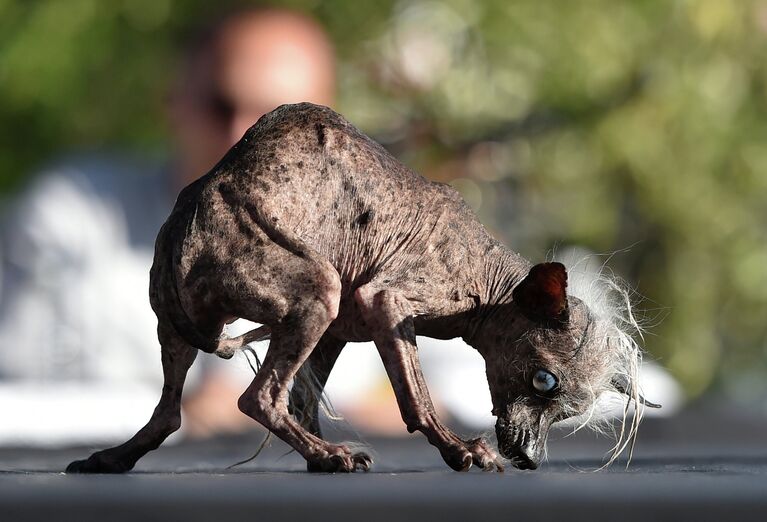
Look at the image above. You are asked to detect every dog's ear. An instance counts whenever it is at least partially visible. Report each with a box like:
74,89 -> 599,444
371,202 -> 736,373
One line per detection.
512,262 -> 568,323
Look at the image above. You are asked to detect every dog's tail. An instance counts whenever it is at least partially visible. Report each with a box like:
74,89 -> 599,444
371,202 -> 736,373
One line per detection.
164,252 -> 272,357
211,325 -> 271,359
166,286 -> 271,358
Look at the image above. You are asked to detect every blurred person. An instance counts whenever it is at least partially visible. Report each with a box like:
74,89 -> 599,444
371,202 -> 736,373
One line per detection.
0,7 -> 336,444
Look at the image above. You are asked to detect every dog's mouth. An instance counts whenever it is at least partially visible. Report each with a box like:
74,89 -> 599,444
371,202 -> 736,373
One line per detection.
496,421 -> 548,470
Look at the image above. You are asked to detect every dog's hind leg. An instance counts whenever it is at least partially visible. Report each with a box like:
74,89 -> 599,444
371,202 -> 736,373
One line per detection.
288,334 -> 345,439
66,322 -> 197,473
235,258 -> 370,472
239,330 -> 369,473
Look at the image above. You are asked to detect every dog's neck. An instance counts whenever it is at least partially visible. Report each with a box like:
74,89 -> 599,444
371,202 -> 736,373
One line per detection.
412,244 -> 528,343
459,245 -> 531,347
478,244 -> 530,307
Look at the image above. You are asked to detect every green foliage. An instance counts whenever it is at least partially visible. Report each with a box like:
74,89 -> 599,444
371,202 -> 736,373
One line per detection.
1,0 -> 766,401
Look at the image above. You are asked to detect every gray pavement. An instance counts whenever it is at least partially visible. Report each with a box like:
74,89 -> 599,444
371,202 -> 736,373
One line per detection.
1,407 -> 766,521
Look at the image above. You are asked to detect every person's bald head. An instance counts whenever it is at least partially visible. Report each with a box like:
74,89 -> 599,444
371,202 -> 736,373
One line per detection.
169,8 -> 335,186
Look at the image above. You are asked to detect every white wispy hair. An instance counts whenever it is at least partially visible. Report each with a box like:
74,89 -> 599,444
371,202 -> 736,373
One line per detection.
553,247 -> 649,468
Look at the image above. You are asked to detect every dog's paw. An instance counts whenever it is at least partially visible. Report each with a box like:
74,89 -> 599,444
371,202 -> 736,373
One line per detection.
465,437 -> 504,472
306,445 -> 373,473
66,452 -> 132,474
440,437 -> 503,472
440,444 -> 474,472
351,451 -> 373,472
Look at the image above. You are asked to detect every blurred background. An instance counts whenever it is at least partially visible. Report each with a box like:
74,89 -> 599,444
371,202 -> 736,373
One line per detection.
0,0 -> 765,452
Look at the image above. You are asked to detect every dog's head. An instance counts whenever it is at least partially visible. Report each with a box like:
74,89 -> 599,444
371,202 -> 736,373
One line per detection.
473,262 -> 654,470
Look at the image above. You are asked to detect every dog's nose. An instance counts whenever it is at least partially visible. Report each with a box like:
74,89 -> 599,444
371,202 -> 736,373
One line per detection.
506,447 -> 539,470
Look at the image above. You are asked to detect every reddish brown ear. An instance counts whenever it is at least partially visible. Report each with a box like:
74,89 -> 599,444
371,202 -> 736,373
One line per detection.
512,262 -> 569,323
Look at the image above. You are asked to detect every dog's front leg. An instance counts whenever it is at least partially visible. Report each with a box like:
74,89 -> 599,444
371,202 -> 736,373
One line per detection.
356,285 -> 503,472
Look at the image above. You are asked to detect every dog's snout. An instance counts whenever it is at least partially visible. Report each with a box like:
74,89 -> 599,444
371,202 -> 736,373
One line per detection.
497,422 -> 543,470
506,446 -> 540,470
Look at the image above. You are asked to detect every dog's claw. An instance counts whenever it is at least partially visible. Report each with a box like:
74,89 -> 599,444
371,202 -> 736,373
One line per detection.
306,446 -> 373,473
329,454 -> 346,470
480,457 -> 505,472
352,452 -> 373,472
442,448 -> 473,472
460,453 -> 473,471
441,437 -> 501,473
306,454 -> 348,473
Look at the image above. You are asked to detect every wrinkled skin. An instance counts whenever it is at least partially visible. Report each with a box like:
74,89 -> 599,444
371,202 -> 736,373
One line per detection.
67,103 -> 609,474
475,297 -> 598,469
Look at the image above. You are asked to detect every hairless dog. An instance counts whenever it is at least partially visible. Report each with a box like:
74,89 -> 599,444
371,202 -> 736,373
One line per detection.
67,103 -> 656,474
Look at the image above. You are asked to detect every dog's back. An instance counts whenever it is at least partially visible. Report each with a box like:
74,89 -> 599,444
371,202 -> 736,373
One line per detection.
149,103 -> 494,348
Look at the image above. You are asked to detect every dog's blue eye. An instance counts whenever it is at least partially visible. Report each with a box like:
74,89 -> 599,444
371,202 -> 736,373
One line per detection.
532,370 -> 558,393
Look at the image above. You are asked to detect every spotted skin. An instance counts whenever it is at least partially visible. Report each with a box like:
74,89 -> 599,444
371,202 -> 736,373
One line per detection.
67,103 -> 608,474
